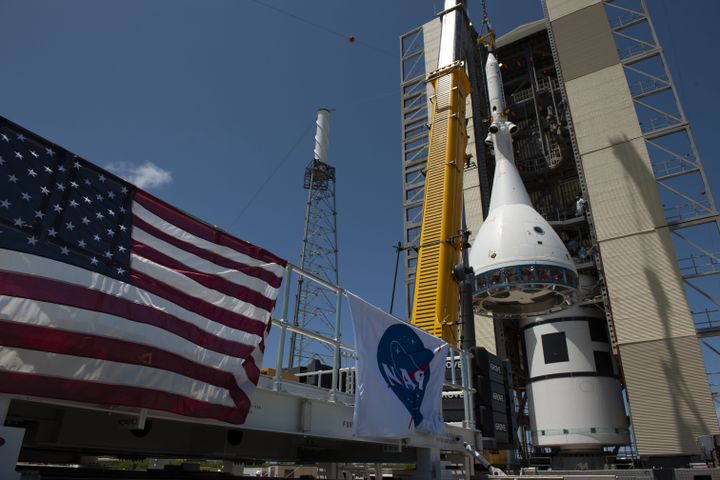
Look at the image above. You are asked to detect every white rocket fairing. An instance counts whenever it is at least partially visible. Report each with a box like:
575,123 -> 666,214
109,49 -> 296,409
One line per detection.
469,53 -> 578,317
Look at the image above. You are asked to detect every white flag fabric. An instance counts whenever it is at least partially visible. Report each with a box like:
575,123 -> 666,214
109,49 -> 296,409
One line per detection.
347,292 -> 447,438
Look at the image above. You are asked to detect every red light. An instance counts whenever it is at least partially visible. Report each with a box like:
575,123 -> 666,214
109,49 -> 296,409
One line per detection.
348,36 -> 356,44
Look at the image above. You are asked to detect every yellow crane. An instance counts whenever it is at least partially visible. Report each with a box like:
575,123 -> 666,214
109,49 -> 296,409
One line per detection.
410,0 -> 495,346
410,1 -> 473,346
410,59 -> 470,345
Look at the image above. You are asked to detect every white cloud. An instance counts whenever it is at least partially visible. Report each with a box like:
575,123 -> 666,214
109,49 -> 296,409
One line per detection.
106,161 -> 172,190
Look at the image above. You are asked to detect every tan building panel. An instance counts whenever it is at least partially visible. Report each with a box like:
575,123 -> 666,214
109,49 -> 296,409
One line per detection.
473,314 -> 497,355
550,3 -> 619,82
543,1 -> 719,457
564,64 -> 642,154
599,229 -> 696,344
619,338 -> 718,456
582,138 -> 667,241
423,19 -> 441,116
545,0 -> 601,22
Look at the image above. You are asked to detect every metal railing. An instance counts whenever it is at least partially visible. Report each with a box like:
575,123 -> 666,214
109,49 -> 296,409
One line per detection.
639,113 -> 683,135
695,309 -> 720,331
678,253 -> 720,279
608,12 -> 644,30
651,156 -> 697,178
663,200 -> 713,224
628,76 -> 669,98
510,77 -> 560,105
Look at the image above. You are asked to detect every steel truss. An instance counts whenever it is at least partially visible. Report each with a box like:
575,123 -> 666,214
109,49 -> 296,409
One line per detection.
400,26 -> 429,316
288,157 -> 340,369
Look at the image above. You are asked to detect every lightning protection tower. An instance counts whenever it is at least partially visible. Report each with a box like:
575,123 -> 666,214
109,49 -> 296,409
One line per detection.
288,108 -> 340,369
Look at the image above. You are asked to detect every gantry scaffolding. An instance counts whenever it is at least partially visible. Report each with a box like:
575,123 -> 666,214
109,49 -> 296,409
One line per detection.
600,0 -> 720,332
600,0 -> 720,436
400,0 -> 719,462
540,0 -> 720,457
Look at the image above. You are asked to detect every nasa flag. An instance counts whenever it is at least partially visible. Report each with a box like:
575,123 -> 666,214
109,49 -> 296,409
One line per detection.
347,292 -> 447,438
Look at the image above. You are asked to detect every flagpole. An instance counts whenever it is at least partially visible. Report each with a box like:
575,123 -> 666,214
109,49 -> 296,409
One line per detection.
274,264 -> 294,389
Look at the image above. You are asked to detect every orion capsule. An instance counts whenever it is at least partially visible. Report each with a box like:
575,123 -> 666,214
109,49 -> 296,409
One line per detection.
468,53 -> 578,317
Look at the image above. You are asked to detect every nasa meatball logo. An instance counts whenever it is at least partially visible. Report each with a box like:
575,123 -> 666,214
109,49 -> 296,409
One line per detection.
376,324 -> 433,427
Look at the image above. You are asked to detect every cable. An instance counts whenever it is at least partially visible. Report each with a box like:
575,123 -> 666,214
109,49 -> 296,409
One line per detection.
227,122 -> 315,229
476,0 -> 495,50
390,241 -> 405,314
247,0 -> 395,58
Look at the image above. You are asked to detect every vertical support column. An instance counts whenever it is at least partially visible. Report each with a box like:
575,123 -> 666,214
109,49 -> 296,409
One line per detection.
414,447 -> 441,480
463,454 -> 473,480
462,350 -> 475,429
0,397 -> 23,480
274,265 -> 293,390
459,348 -> 472,430
330,289 -> 342,400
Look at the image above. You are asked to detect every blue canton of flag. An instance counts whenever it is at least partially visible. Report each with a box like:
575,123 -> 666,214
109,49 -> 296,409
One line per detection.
0,120 -> 132,281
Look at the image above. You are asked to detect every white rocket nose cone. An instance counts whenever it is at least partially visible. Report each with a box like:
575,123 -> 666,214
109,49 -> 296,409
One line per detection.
485,52 -> 498,72
469,204 -> 578,317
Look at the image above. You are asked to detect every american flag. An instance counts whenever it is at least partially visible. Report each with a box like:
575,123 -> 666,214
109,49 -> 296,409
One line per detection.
0,116 -> 286,424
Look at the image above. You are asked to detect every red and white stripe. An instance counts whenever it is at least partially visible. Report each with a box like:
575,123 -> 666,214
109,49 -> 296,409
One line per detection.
0,190 -> 286,424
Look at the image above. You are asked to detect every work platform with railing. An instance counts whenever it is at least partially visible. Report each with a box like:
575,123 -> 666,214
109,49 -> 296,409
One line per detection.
1,263 -> 481,479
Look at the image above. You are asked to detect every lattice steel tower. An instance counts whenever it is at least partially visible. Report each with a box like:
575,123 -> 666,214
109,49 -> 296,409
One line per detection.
288,108 -> 340,369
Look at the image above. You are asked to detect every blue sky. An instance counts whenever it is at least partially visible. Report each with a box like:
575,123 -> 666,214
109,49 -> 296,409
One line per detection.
0,1 -> 550,310
1,1 -> 718,369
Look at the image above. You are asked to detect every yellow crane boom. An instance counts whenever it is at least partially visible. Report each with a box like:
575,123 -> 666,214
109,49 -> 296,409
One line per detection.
410,60 -> 471,345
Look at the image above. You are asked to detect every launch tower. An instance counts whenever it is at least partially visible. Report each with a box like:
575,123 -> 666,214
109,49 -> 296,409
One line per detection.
288,109 -> 340,369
